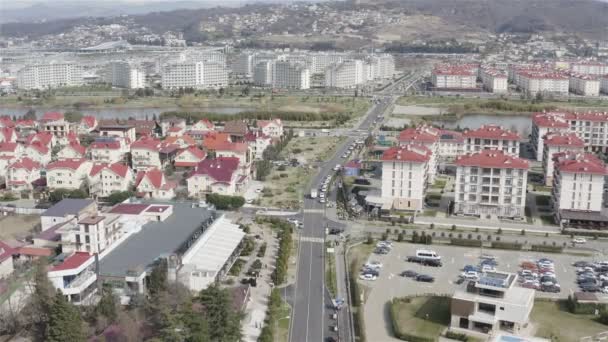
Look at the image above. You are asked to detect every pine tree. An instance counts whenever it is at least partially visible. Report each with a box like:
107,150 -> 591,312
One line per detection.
47,292 -> 85,342
96,285 -> 118,323
31,258 -> 55,341
198,285 -> 242,342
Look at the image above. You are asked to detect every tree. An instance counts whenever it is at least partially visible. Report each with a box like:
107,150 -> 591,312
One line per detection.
48,189 -> 87,204
31,259 -> 56,341
106,191 -> 134,205
46,292 -> 86,342
64,111 -> 83,123
148,259 -> 168,297
23,109 -> 36,120
96,285 -> 118,323
197,285 -> 242,342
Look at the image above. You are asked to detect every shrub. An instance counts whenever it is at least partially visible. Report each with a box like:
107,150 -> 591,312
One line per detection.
451,224 -> 457,231
531,245 -> 563,253
397,233 -> 404,242
521,229 -> 526,236
366,234 -> 374,245
445,331 -> 469,341
491,241 -> 522,250
206,193 -> 245,210
451,239 -> 482,247
497,228 -> 502,235
257,243 -> 267,257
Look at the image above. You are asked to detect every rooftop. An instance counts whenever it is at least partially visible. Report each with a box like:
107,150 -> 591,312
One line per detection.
50,252 -> 93,272
42,198 -> 95,217
381,144 -> 432,163
463,125 -> 520,140
99,202 -> 215,278
108,203 -> 151,215
455,150 -> 529,169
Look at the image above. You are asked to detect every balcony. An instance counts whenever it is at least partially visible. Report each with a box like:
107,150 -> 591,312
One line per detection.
62,270 -> 97,295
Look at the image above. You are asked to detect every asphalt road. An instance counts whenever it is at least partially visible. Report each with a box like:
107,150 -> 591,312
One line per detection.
289,96 -> 395,342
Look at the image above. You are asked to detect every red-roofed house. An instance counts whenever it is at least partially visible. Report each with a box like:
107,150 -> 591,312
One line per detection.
257,119 -> 283,139
166,125 -> 186,137
15,119 -> 37,132
202,132 -> 231,151
245,132 -> 272,160
7,158 -> 41,192
89,137 -> 129,164
163,135 -> 196,149
381,145 -> 432,211
191,119 -> 215,132
41,112 -> 72,138
0,116 -> 14,129
463,125 -> 520,156
46,158 -> 93,190
135,168 -> 176,199
27,131 -> 56,147
174,146 -> 207,168
130,136 -> 163,171
79,115 -> 98,134
57,140 -> 87,160
215,141 -> 252,176
531,112 -> 571,161
56,131 -> 80,146
454,150 -> 529,219
187,157 -> 245,196
47,251 -> 97,305
161,117 -> 186,136
542,132 -> 585,185
89,163 -> 134,197
438,129 -> 464,160
0,142 -> 21,158
23,141 -> 52,166
397,125 -> 440,183
0,127 -> 16,143
552,152 -> 607,225
0,241 -> 15,278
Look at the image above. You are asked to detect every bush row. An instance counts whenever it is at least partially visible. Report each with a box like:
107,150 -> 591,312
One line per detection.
490,241 -> 523,250
530,244 -> 563,253
450,238 -> 482,247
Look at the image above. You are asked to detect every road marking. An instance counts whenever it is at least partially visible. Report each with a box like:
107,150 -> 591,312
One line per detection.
300,236 -> 325,243
303,209 -> 325,214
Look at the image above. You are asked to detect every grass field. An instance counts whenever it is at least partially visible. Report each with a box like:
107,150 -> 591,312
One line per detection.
532,301 -> 608,341
258,166 -> 312,209
390,296 -> 451,340
280,136 -> 344,163
325,242 -> 337,297
0,215 -> 40,240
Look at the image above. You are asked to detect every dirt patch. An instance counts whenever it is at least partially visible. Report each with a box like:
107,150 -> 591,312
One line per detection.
0,215 -> 40,240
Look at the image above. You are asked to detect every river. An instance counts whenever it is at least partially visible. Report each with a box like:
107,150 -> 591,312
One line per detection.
0,106 -> 253,119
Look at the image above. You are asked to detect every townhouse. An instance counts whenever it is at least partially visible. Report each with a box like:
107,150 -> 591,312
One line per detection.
41,112 -> 72,138
463,125 -> 520,157
57,141 -> 87,160
256,119 -> 284,139
88,163 -> 134,198
174,146 -> 207,168
89,138 -> 128,164
130,137 -> 163,171
46,158 -> 93,191
541,133 -> 585,186
187,157 -> 244,196
160,117 -> 187,137
397,126 -> 440,183
7,158 -> 41,193
135,168 -> 177,200
454,150 -> 529,220
552,152 -> 608,228
380,145 -> 431,212
245,132 -> 272,160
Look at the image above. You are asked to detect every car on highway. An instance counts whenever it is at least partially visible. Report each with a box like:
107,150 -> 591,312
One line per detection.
572,237 -> 587,244
400,270 -> 417,278
359,273 -> 377,281
415,274 -> 435,283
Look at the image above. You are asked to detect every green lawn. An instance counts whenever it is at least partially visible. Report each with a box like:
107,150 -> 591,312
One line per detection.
431,179 -> 447,190
532,301 -> 608,341
276,301 -> 291,342
325,242 -> 337,297
421,209 -> 438,217
390,296 -> 451,340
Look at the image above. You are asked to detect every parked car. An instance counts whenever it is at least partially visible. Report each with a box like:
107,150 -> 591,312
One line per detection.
572,237 -> 587,244
415,274 -> 435,282
400,270 -> 417,278
541,284 -> 561,293
581,284 -> 600,292
461,271 -> 480,281
359,274 -> 377,281
374,247 -> 390,255
364,261 -> 383,269
574,261 -> 592,268
463,265 -> 478,273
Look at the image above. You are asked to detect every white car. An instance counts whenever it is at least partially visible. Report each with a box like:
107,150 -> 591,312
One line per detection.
481,265 -> 496,273
333,164 -> 341,171
461,271 -> 480,281
319,192 -> 326,199
365,261 -> 383,269
255,188 -> 263,193
319,198 -> 326,204
602,286 -> 608,294
359,274 -> 377,281
572,237 -> 587,244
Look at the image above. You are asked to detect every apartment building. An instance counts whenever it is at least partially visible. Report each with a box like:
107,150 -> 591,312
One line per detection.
88,163 -> 134,198
431,65 -> 477,89
364,54 -> 396,80
451,271 -> 534,336
530,112 -> 570,161
324,60 -> 365,88
17,63 -> 83,89
245,132 -> 272,160
7,158 -> 41,193
517,71 -> 569,96
105,61 -> 146,89
98,125 -> 136,142
41,112 -> 72,138
130,137 -> 163,171
454,150 -> 529,220
463,125 -> 520,157
57,141 -> 87,160
570,61 -> 608,75
542,133 -> 585,186
569,73 -> 600,96
256,119 -> 283,139
46,158 -> 93,191
89,138 -> 128,164
397,126 -> 440,183
438,130 -> 465,160
380,145 -> 431,212
310,53 -> 344,74
480,68 -> 508,93
47,252 -> 97,305
272,61 -> 310,89
253,61 -> 274,87
187,157 -> 244,196
59,213 -> 124,255
162,60 -> 228,89
552,152 -> 606,223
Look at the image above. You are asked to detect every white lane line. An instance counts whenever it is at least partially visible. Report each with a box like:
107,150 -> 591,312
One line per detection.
304,218 -> 314,342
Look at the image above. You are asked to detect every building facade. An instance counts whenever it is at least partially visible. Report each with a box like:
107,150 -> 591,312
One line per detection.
381,145 -> 431,212
105,61 -> 146,89
17,63 -> 83,89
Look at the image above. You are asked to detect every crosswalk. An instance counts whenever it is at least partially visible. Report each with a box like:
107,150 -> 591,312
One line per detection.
300,236 -> 325,243
303,208 -> 325,214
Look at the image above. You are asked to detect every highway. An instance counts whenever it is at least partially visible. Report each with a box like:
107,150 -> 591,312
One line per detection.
288,96 -> 395,342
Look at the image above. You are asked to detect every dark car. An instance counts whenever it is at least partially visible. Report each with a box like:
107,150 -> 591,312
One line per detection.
541,284 -> 561,293
329,228 -> 344,235
455,277 -> 465,285
577,276 -> 597,284
573,261 -> 593,268
354,178 -> 371,185
400,270 -> 417,278
422,259 -> 442,267
415,274 -> 435,283
374,248 -> 390,255
581,284 -> 600,292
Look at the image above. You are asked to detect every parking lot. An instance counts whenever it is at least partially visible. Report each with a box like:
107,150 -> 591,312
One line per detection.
359,242 -> 601,342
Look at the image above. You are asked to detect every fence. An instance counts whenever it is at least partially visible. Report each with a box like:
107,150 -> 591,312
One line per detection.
0,205 -> 45,215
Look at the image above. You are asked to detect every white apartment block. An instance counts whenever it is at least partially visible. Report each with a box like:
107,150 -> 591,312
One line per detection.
569,74 -> 600,96
570,62 -> 608,76
105,61 -> 145,89
253,61 -> 273,87
364,54 -> 396,80
324,60 -> 365,89
272,61 -> 310,89
162,61 -> 228,89
480,68 -> 508,93
438,130 -> 465,160
89,163 -> 134,198
311,54 -> 344,74
463,125 -> 520,157
397,126 -> 440,183
381,145 -> 431,212
46,159 -> 93,190
454,150 -> 529,219
530,112 -> 570,161
542,133 -> 585,186
17,63 -> 83,89
516,71 -> 569,95
60,214 -> 124,255
451,271 -> 534,336
432,65 -> 476,89
552,152 -> 606,219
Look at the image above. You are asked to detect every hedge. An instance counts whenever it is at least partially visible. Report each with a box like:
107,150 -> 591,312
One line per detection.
530,245 -> 563,253
206,193 -> 245,210
450,238 -> 482,247
445,331 -> 469,341
389,299 -> 434,342
565,295 -> 607,315
563,230 -> 606,238
491,241 -> 522,250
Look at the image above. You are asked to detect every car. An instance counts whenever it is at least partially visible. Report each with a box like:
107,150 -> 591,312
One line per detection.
376,241 -> 393,248
461,271 -> 480,281
463,265 -> 478,273
541,284 -> 561,293
415,274 -> 435,283
574,261 -> 592,267
520,270 -> 538,278
319,193 -> 326,199
481,264 -> 496,273
538,258 -> 554,263
455,277 -> 466,285
400,270 -> 418,278
602,286 -> 608,294
319,198 -> 326,203
581,284 -> 600,292
359,274 -> 377,281
521,281 -> 540,290
572,237 -> 587,244
365,261 -> 383,269
328,227 -> 344,235
255,188 -> 263,193
422,259 -> 442,267
333,164 -> 341,171
245,199 -> 253,204
374,247 -> 389,255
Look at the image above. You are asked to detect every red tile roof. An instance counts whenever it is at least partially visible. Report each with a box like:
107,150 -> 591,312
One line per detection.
190,157 -> 240,183
66,141 -> 86,155
0,142 -> 18,152
15,119 -> 36,128
433,64 -> 477,76
203,132 -> 231,150
50,252 -> 92,271
28,132 -> 54,146
109,203 -> 150,215
90,140 -> 121,150
9,157 -> 40,171
398,126 -> 440,144
41,112 -> 64,122
18,246 -> 53,257
164,135 -> 196,146
47,158 -> 88,171
81,115 -> 97,128
0,241 -> 16,263
131,136 -> 161,151
532,112 -> 570,128
382,144 -> 432,162
175,147 -> 207,167
107,163 -> 130,178
463,125 -> 520,140
135,168 -> 164,189
439,130 -> 465,143
0,117 -> 14,128
455,150 -> 529,169
195,119 -> 215,130
89,163 -> 107,177
0,127 -> 15,141
543,132 -> 584,147
26,141 -> 49,154
554,152 -> 606,175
